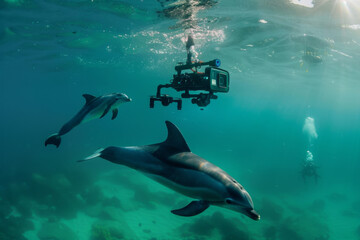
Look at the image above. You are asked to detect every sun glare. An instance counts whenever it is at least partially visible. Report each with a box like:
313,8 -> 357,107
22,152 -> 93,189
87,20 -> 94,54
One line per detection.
335,0 -> 360,19
313,0 -> 360,21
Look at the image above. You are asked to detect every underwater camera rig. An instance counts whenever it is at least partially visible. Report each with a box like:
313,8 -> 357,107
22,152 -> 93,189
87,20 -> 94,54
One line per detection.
150,36 -> 230,110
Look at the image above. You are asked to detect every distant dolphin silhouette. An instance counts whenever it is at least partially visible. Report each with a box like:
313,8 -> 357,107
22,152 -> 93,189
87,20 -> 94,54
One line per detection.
45,93 -> 131,148
82,121 -> 260,220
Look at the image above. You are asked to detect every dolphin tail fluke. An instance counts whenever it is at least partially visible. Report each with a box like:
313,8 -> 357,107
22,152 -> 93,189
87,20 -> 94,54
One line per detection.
78,148 -> 105,162
45,133 -> 61,148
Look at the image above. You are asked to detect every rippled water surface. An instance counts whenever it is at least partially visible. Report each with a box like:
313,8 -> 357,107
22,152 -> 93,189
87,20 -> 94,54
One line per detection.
1,0 -> 360,239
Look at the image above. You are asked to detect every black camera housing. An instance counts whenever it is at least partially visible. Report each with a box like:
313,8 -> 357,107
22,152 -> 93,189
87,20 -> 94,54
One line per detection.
150,59 -> 230,110
171,67 -> 229,93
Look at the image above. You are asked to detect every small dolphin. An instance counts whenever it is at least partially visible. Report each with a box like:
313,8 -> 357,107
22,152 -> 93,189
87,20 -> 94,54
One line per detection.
45,93 -> 131,148
82,121 -> 260,220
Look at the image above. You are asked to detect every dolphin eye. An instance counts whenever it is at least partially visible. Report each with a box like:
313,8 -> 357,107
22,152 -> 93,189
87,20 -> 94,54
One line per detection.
225,199 -> 233,204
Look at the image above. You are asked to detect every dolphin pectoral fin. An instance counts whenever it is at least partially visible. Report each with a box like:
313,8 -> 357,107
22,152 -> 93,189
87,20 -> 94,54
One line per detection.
100,105 -> 112,119
79,148 -> 105,162
171,200 -> 209,217
100,99 -> 117,119
83,94 -> 96,104
111,109 -> 118,120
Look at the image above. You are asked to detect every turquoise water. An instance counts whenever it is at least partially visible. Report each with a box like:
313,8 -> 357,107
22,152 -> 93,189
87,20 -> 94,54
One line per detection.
1,0 -> 360,239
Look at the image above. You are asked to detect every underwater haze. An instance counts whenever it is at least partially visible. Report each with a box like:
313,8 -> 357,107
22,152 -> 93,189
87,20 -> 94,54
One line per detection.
1,0 -> 360,239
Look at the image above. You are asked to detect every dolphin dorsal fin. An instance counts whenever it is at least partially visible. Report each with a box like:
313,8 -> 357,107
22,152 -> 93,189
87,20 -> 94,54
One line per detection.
82,94 -> 96,104
163,121 -> 191,152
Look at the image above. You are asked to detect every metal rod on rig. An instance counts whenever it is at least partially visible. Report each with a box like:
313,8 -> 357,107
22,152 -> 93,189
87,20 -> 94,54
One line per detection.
186,35 -> 195,65
175,59 -> 221,73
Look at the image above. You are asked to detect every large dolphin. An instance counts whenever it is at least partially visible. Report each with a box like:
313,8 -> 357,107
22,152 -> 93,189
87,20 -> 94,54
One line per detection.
45,93 -> 131,148
82,121 -> 260,220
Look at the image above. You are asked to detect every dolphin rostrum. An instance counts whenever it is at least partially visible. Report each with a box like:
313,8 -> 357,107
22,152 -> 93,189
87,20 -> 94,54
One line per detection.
82,121 -> 260,220
45,93 -> 131,148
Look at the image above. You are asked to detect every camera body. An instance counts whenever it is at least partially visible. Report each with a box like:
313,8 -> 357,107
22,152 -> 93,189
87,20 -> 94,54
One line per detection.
171,67 -> 229,93
150,59 -> 230,110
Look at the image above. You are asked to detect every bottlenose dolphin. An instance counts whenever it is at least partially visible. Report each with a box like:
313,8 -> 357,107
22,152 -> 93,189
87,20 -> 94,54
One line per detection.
45,93 -> 131,148
82,121 -> 260,220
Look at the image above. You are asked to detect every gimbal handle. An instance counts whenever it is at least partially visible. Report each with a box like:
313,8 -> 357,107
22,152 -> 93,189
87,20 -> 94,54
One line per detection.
156,84 -> 172,98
